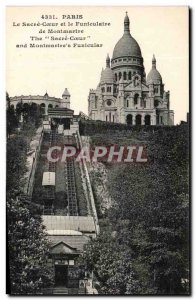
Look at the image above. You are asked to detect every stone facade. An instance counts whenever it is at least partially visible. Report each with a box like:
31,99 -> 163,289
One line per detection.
88,13 -> 174,125
10,88 -> 71,115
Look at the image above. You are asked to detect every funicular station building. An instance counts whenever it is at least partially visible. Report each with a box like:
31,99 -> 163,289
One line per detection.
24,89 -> 99,294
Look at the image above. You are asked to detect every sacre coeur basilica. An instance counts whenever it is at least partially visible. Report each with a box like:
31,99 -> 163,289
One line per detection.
88,13 -> 174,125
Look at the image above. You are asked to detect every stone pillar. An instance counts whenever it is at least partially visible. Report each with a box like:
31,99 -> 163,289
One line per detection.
152,114 -> 156,125
142,114 -> 145,125
132,114 -> 136,125
138,96 -> 141,108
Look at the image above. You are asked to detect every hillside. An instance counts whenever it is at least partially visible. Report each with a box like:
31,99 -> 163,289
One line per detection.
80,121 -> 190,295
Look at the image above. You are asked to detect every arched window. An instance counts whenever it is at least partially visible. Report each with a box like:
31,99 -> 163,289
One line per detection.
48,104 -> 53,109
136,115 -> 142,125
127,100 -> 129,108
107,86 -> 111,92
126,114 -> 133,125
115,73 -> 117,81
128,71 -> 131,80
134,94 -> 139,105
145,115 -> 151,125
123,72 -> 127,80
102,87 -> 105,93
154,100 -> 158,107
55,105 -> 59,108
40,103 -> 45,114
119,72 -> 122,80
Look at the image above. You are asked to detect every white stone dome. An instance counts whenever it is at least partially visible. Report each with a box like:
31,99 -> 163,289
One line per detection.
146,55 -> 162,84
100,67 -> 115,84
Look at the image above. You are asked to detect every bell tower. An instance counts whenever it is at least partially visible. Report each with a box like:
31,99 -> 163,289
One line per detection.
61,88 -> 70,109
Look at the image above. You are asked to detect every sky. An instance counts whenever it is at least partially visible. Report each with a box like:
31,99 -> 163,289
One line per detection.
6,6 -> 189,124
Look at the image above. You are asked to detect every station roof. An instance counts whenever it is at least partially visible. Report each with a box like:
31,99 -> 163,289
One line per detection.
47,229 -> 82,236
48,235 -> 90,252
42,216 -> 96,233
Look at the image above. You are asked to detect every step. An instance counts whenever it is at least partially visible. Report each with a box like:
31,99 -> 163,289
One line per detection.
53,287 -> 69,294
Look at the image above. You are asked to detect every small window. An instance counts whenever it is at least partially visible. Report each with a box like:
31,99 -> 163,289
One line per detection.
128,72 -> 131,80
107,100 -> 112,106
127,100 -> 129,108
134,94 -> 139,105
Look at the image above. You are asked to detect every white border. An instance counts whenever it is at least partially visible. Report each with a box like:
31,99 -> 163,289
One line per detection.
1,0 -> 193,299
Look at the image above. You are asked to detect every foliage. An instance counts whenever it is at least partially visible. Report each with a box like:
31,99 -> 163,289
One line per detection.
7,123 -> 54,294
7,193 -> 54,294
82,232 -> 140,294
6,135 -> 28,192
6,93 -> 18,137
7,94 -> 43,136
84,124 -> 189,295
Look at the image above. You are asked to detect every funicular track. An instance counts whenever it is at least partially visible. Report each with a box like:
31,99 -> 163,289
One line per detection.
43,130 -> 57,215
41,130 -> 79,216
64,135 -> 78,216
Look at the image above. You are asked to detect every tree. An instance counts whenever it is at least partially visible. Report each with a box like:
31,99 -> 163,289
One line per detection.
6,93 -> 18,137
82,232 -> 141,294
7,127 -> 54,294
85,125 -> 189,295
106,126 -> 189,294
7,192 -> 54,294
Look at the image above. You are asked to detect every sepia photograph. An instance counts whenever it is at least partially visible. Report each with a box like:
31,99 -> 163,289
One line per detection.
6,6 -> 190,295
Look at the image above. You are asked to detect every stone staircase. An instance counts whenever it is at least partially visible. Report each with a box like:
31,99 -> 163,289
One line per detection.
52,286 -> 69,294
50,287 -> 86,295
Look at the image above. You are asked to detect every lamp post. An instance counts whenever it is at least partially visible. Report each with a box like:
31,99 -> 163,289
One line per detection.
84,276 -> 88,294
